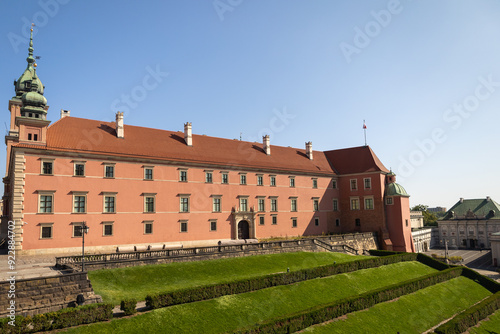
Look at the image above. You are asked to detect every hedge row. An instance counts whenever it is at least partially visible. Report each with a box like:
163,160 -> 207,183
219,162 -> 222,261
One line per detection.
460,267 -> 500,293
237,267 -> 463,334
416,253 -> 451,271
433,291 -> 500,334
0,303 -> 113,334
146,252 -> 418,309
120,299 -> 137,316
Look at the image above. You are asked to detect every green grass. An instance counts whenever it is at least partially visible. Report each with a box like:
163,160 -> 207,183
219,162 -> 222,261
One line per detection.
303,276 -> 492,334
64,261 -> 436,333
88,252 -> 369,304
469,308 -> 500,334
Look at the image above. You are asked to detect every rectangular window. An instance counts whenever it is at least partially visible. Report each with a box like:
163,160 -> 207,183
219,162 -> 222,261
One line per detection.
289,177 -> 295,188
42,161 -> 53,175
259,216 -> 265,225
350,198 -> 360,210
272,215 -> 277,225
105,165 -> 115,178
271,198 -> 278,212
312,178 -> 318,189
213,197 -> 221,212
291,198 -> 297,212
332,179 -> 337,189
405,219 -> 409,227
355,218 -> 361,227
240,174 -> 247,185
73,195 -> 86,213
364,178 -> 371,189
73,224 -> 83,238
221,172 -> 229,184
386,197 -> 393,205
145,196 -> 155,213
144,222 -> 153,234
180,197 -> 190,212
314,217 -> 320,226
40,225 -> 53,239
335,218 -> 340,227
39,194 -> 53,213
333,199 -> 338,211
205,171 -> 213,183
270,176 -> 276,187
104,196 -> 116,213
365,198 -> 374,210
239,198 -> 248,212
28,133 -> 32,141
74,163 -> 85,176
350,179 -> 357,190
144,167 -> 153,180
257,175 -> 263,186
292,218 -> 297,228
313,198 -> 319,211
179,169 -> 188,182
210,220 -> 217,231
180,220 -> 188,233
103,223 -> 113,236
258,198 -> 265,212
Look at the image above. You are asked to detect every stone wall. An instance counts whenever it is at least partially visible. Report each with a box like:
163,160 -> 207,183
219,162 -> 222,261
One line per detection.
0,272 -> 102,318
56,233 -> 378,272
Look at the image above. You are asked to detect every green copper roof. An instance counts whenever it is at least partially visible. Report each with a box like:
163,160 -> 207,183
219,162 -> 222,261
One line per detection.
385,182 -> 409,197
14,26 -> 44,98
441,198 -> 500,220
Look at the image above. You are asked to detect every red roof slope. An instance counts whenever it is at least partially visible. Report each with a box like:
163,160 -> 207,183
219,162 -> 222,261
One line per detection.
324,146 -> 389,174
31,117 -> 336,175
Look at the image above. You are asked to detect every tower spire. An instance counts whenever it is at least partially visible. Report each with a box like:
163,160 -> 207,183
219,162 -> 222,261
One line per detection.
27,23 -> 35,69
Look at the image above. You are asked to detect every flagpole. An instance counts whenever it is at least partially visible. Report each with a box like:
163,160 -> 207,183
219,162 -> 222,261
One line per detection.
363,120 -> 367,146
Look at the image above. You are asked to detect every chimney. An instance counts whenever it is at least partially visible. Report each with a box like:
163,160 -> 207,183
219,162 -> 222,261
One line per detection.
116,112 -> 124,138
460,198 -> 464,203
60,109 -> 70,119
486,196 -> 491,201
263,135 -> 270,155
184,122 -> 192,146
306,141 -> 313,160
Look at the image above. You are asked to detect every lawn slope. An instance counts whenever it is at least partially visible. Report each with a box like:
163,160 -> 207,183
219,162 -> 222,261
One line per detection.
89,252 -> 369,304
65,261 -> 435,333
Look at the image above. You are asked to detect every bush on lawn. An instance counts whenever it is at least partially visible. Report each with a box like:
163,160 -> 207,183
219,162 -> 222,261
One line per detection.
120,299 -> 137,315
0,303 -> 113,333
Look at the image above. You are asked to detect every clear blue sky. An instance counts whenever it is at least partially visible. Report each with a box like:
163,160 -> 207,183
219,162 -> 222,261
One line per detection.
1,0 -> 499,209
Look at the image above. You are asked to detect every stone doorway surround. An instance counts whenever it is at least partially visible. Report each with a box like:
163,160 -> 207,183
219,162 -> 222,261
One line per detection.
232,210 -> 256,240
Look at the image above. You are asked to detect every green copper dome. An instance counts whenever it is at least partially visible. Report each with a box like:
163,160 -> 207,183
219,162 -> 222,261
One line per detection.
386,182 -> 409,197
15,67 -> 44,97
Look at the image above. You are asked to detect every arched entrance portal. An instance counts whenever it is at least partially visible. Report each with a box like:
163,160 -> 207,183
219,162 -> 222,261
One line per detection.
238,220 -> 250,240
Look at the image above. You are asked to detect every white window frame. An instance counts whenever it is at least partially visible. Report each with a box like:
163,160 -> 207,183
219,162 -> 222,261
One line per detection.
179,194 -> 190,213
38,191 -> 55,213
143,221 -> 153,235
289,176 -> 295,188
72,192 -> 88,213
73,161 -> 86,177
205,170 -> 213,183
221,172 -> 229,184
72,222 -> 83,238
364,197 -> 374,210
180,220 -> 188,233
270,175 -> 276,187
290,197 -> 297,212
102,222 -> 114,236
239,196 -> 249,212
313,197 -> 319,212
364,177 -> 371,190
209,219 -> 217,232
239,173 -> 247,185
143,193 -> 156,213
41,159 -> 54,175
350,197 -> 360,210
259,215 -> 265,225
257,174 -> 264,186
179,168 -> 188,182
333,198 -> 339,212
257,197 -> 265,212
103,193 -> 117,213
271,215 -> 278,225
104,163 -> 115,178
212,195 -> 222,212
291,217 -> 298,228
270,197 -> 278,212
40,223 -> 53,239
144,166 -> 154,180
350,179 -> 357,190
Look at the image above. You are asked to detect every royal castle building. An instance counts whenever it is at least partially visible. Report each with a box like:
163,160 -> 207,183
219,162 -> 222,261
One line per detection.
1,29 -> 415,254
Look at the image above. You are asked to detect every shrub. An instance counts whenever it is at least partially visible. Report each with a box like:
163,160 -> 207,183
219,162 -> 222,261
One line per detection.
146,253 -> 418,309
433,291 -> 500,334
120,299 -> 137,315
0,303 -> 113,333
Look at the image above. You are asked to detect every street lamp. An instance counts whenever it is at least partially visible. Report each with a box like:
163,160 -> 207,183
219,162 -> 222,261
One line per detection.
80,221 -> 89,272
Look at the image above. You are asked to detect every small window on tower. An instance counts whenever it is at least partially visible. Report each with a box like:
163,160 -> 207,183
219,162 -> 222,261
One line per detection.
28,134 -> 32,141
34,134 -> 38,141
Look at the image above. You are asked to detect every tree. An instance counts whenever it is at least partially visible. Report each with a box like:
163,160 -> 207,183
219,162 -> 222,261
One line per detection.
411,204 -> 438,226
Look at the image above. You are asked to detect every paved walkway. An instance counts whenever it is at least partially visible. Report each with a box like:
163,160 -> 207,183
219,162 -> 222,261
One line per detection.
422,249 -> 500,282
0,252 -> 71,281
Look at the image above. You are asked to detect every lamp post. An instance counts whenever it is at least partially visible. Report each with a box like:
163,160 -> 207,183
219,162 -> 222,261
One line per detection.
81,221 -> 89,272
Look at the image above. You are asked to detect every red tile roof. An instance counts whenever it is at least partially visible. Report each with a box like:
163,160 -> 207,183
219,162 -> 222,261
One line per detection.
14,117 -> 389,176
19,117 -> 335,175
324,146 -> 389,174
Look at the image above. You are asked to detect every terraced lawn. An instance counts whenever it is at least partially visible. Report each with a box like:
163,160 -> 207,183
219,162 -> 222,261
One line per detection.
303,276 -> 492,334
65,261 -> 435,333
88,251 -> 369,304
468,308 -> 500,333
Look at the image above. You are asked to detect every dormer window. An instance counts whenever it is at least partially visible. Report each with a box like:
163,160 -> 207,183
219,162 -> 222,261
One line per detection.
25,82 -> 31,89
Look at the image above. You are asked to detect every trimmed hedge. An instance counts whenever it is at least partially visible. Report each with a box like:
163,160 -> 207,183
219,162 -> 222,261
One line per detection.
368,249 -> 402,257
416,253 -> 451,271
146,252 -> 418,309
120,299 -> 137,316
433,291 -> 500,334
0,303 -> 113,333
460,267 -> 500,293
237,267 -> 463,334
